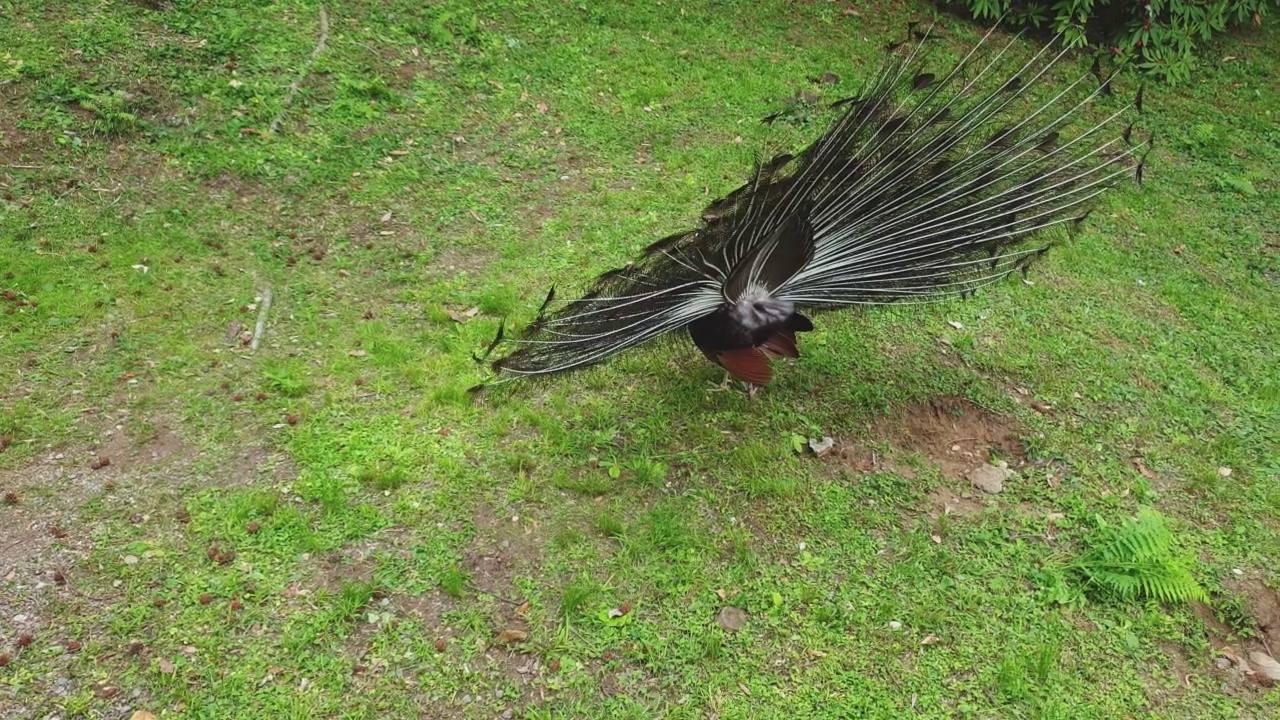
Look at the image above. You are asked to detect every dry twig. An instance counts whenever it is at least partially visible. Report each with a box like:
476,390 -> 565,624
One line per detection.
250,287 -> 273,351
268,6 -> 330,134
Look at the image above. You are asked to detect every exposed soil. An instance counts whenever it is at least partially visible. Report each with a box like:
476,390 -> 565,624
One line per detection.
0,411 -> 296,653
891,397 -> 1026,477
1187,577 -> 1280,692
464,501 -> 545,604
1184,592 -> 1279,698
1229,578 -> 1280,651
0,89 -> 47,168
924,485 -> 987,517
838,396 -> 1026,481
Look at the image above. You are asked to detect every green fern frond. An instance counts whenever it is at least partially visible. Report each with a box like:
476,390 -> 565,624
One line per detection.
1068,508 -> 1207,605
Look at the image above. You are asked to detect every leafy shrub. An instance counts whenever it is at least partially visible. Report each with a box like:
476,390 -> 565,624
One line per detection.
951,0 -> 1275,81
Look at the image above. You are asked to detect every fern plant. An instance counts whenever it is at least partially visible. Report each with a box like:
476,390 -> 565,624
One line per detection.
1068,508 -> 1207,604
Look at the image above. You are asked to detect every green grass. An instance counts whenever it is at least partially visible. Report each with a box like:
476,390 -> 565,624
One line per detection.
1,1 -> 1278,718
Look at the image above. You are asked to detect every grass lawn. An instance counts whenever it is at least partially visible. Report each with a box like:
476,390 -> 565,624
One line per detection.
1,1 -> 1277,717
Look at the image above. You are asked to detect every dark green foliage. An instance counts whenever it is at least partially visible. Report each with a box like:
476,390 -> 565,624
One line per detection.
1069,508 -> 1207,604
559,575 -> 597,619
439,567 -> 468,598
955,0 -> 1276,81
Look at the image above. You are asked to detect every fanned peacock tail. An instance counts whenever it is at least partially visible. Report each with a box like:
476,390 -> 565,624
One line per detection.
476,22 -> 1149,387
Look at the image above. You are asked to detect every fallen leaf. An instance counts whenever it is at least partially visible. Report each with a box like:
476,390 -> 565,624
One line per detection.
348,349 -> 367,357
716,606 -> 747,632
1222,55 -> 1238,62
447,307 -> 482,324
130,713 -> 159,720
516,602 -> 530,616
1217,467 -> 1233,477
494,628 -> 528,645
805,648 -> 827,658
1132,458 -> 1157,480
1221,646 -> 1251,672
1249,651 -> 1280,681
1030,402 -> 1052,414
947,320 -> 964,330
738,682 -> 752,696
380,211 -> 393,223
816,71 -> 840,84
389,149 -> 409,156
842,5 -> 862,16
715,588 -> 727,601
920,635 -> 941,646
157,658 -> 175,675
930,534 -> 942,544
536,102 -> 549,114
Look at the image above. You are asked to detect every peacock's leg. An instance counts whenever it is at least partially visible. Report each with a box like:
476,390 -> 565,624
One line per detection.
708,369 -> 734,392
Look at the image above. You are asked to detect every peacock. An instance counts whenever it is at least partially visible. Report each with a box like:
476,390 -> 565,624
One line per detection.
474,22 -> 1148,393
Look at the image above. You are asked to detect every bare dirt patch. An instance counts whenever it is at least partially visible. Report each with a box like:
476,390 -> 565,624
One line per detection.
839,396 -> 1026,480
891,397 -> 1025,478
1181,578 -> 1280,698
464,501 -> 545,604
0,411 -> 296,652
1228,578 -> 1280,651
0,91 -> 47,168
925,485 -> 987,517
